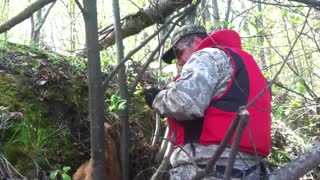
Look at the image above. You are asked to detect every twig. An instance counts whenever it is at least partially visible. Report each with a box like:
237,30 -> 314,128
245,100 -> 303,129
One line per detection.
152,130 -> 201,180
248,0 -> 309,8
102,6 -> 188,89
128,4 -> 197,94
32,1 -> 56,41
273,81 -> 312,101
151,113 -> 162,147
246,8 -> 311,109
0,154 -> 25,179
151,27 -> 166,148
192,107 -> 243,180
102,3 -> 198,89
151,142 -> 174,180
128,22 -> 175,94
74,0 -> 85,14
223,108 -> 249,180
155,126 -> 169,163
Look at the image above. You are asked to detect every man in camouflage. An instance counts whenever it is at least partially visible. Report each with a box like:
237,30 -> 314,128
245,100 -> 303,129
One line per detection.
144,24 -> 271,179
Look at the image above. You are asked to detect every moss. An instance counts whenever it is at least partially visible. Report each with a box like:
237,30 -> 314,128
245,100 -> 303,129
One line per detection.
66,77 -> 88,111
3,144 -> 25,165
3,105 -> 76,177
42,90 -> 65,101
0,74 -> 23,110
0,41 -> 90,176
3,143 -> 35,178
16,84 -> 37,101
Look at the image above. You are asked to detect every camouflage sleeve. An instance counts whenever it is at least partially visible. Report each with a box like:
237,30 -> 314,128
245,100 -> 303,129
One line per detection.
152,48 -> 233,121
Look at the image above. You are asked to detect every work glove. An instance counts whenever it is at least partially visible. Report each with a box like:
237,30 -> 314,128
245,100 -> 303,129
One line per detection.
143,87 -> 161,109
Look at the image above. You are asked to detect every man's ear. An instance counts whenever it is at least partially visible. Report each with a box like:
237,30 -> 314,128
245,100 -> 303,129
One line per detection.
194,36 -> 203,44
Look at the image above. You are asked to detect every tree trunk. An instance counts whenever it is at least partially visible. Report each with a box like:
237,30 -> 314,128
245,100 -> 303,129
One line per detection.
211,0 -> 220,30
255,0 -> 267,70
82,0 -> 106,179
1,0 -> 10,39
31,1 -> 55,46
32,10 -> 42,44
224,0 -> 232,29
0,0 -> 56,34
201,0 -> 207,24
70,0 -> 76,51
112,0 -> 130,179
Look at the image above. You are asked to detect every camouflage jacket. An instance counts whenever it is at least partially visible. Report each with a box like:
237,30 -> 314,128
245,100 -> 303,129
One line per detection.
153,47 -> 232,121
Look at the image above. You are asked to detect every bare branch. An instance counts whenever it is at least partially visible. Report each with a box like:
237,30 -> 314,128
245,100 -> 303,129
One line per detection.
97,0 -> 199,50
224,0 -> 232,28
248,0 -> 309,8
289,0 -> 320,8
74,0 -> 85,14
223,108 -> 249,179
151,134 -> 175,180
246,8 -> 311,109
32,1 -> 56,41
102,4 -> 196,89
128,5 -> 199,94
150,143 -> 174,180
0,0 -> 56,34
273,81 -> 313,101
265,141 -> 320,180
192,107 -> 243,180
0,154 -> 25,179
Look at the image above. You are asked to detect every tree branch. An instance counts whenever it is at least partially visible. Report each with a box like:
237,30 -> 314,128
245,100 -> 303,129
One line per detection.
273,81 -> 313,101
0,154 -> 25,179
97,0 -> 196,50
224,0 -> 232,29
289,0 -> 320,8
127,5 -> 198,95
265,141 -> 320,180
246,8 -> 311,109
223,108 -> 249,180
248,0 -> 309,8
74,0 -> 85,15
32,1 -> 56,41
0,0 -> 56,34
192,107 -> 244,180
151,134 -> 175,180
102,4 -> 196,89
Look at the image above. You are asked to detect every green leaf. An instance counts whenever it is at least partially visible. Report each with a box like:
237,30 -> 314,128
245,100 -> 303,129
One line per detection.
107,94 -> 127,112
62,174 -> 71,180
50,170 -> 59,180
296,78 -> 306,94
62,166 -> 71,173
110,94 -> 120,102
109,105 -> 116,111
118,100 -> 127,110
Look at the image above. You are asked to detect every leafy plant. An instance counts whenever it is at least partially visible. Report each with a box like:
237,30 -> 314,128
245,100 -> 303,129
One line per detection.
50,166 -> 71,180
106,94 -> 127,112
0,41 -> 8,50
3,105 -> 75,177
101,51 -> 116,67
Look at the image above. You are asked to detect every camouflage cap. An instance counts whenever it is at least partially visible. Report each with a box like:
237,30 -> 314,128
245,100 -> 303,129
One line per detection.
162,24 -> 207,64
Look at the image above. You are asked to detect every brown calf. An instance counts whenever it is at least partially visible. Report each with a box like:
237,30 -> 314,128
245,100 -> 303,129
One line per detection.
73,123 -> 121,180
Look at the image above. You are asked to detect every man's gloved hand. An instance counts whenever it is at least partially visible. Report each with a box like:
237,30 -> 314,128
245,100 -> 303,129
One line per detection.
143,87 -> 161,109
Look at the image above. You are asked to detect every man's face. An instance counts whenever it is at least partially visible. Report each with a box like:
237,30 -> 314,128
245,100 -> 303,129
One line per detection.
173,36 -> 199,67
